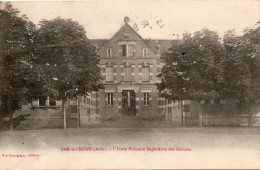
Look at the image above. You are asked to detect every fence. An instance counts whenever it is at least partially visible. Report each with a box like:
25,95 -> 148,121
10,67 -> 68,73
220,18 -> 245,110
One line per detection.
162,99 -> 260,127
78,92 -> 99,126
13,92 -> 98,130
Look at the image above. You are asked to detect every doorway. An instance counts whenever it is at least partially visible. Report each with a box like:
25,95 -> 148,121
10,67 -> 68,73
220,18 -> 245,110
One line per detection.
122,90 -> 136,116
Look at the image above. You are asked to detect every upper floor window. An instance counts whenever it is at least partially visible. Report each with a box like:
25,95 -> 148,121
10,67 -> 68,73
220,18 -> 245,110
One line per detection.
106,67 -> 114,82
120,44 -> 135,57
107,48 -> 112,57
142,67 -> 150,81
121,45 -> 127,57
143,48 -> 148,57
128,45 -> 134,57
124,66 -> 132,81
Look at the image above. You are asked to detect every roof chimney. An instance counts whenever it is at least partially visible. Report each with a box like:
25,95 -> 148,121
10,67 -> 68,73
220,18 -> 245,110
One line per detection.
124,16 -> 130,23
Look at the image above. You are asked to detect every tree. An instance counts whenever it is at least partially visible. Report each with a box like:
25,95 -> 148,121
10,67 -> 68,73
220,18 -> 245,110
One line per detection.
157,24 -> 260,126
34,18 -> 103,128
0,2 -> 39,129
222,29 -> 258,101
157,29 -> 224,101
221,24 -> 260,125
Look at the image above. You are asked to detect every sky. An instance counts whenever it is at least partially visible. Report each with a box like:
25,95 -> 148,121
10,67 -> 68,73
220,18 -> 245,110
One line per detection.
6,0 -> 260,40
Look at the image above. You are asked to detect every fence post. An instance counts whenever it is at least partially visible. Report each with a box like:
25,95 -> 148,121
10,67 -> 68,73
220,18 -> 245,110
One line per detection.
181,100 -> 185,127
248,110 -> 252,127
199,106 -> 202,127
63,99 -> 67,129
77,97 -> 81,127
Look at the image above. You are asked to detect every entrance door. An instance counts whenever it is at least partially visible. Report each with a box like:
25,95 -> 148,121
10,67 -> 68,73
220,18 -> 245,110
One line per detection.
122,90 -> 136,116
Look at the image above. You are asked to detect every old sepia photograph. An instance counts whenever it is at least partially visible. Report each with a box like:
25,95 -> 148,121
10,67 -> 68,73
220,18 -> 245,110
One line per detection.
0,0 -> 259,169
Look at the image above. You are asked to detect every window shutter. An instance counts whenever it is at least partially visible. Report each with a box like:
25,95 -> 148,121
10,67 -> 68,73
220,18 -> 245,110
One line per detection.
143,93 -> 146,105
119,49 -> 122,57
148,93 -> 151,105
121,67 -> 124,81
149,67 -> 153,81
125,67 -> 131,81
111,93 -> 114,105
113,67 -> 117,82
105,93 -> 108,106
106,67 -> 114,82
142,67 -> 149,81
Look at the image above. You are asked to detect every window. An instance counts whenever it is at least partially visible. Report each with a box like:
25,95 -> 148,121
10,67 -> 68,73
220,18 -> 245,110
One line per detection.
142,67 -> 149,81
124,66 -> 131,81
121,45 -> 127,57
144,93 -> 150,106
128,45 -> 134,57
107,93 -> 113,106
106,67 -> 114,82
124,33 -> 130,37
107,48 -> 112,57
143,48 -> 148,57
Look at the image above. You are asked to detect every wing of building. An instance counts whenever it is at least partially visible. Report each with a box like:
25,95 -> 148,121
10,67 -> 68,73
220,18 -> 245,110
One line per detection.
91,17 -> 177,116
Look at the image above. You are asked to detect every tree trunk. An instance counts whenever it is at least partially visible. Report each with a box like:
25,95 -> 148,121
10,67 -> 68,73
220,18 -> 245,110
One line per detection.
248,105 -> 253,127
62,99 -> 67,129
8,93 -> 13,131
198,102 -> 202,127
77,98 -> 80,127
0,113 -> 3,128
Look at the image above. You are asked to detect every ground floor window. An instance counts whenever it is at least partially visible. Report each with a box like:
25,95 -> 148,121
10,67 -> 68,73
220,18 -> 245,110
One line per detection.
143,93 -> 150,106
107,93 -> 113,106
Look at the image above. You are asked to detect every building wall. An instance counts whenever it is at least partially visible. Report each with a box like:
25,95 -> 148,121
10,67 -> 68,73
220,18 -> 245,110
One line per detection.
95,21 -> 165,116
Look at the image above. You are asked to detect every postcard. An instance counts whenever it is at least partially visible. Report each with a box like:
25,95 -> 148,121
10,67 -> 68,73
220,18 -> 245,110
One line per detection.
0,0 -> 260,169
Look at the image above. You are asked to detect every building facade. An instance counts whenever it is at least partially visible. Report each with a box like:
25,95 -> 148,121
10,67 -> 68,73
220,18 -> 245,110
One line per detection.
92,17 -> 175,117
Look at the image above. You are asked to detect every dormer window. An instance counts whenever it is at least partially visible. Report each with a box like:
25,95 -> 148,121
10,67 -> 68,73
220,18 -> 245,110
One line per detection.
128,45 -> 134,57
107,48 -> 112,57
143,48 -> 148,57
119,42 -> 135,57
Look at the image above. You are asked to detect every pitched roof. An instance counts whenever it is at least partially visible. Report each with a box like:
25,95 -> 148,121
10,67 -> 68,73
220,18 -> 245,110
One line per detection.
145,39 -> 179,54
91,39 -> 177,54
90,39 -> 109,51
90,21 -> 178,54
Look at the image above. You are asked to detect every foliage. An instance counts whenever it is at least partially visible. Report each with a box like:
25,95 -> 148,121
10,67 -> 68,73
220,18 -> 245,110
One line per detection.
157,25 -> 259,103
222,29 -> 259,103
34,18 -> 103,100
0,2 -> 39,115
0,3 -> 103,129
157,29 -> 224,100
